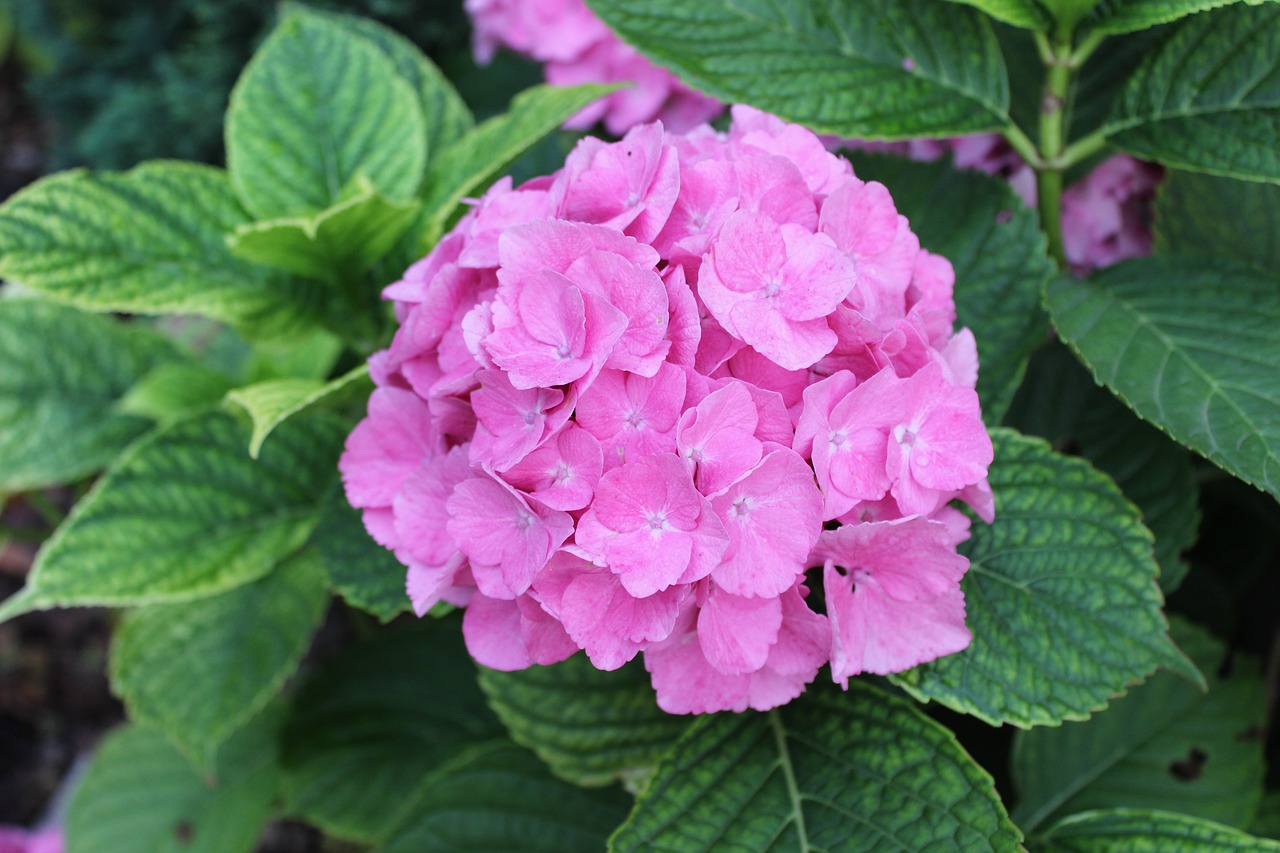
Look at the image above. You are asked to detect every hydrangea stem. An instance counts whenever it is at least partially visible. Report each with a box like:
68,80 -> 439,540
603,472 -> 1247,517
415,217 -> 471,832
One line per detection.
1037,29 -> 1076,268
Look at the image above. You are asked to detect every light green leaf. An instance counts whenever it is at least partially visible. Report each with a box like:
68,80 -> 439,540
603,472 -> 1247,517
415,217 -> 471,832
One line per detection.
587,0 -> 1009,139
1088,0 -> 1269,35
943,0 -> 1053,29
846,153 -> 1053,423
225,7 -> 426,219
280,619 -> 505,843
0,163 -> 314,334
118,361 -> 236,425
308,483 -> 409,622
64,710 -> 283,853
381,743 -> 633,853
1011,619 -> 1266,832
0,411 -> 344,619
110,552 -> 329,771
477,655 -> 691,787
1046,258 -> 1280,499
225,363 -> 370,458
1101,5 -> 1280,182
227,180 -> 421,285
245,326 -> 344,383
0,300 -> 181,491
417,83 -> 617,250
609,684 -> 1022,852
892,428 -> 1199,727
1039,809 -> 1280,852
1153,169 -> 1280,274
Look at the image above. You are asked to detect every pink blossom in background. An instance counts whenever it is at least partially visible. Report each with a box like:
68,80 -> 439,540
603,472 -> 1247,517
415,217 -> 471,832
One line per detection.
0,827 -> 61,853
342,107 -> 995,714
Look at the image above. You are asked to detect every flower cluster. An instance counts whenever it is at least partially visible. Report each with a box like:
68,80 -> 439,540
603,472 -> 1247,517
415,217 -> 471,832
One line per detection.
341,107 -> 994,714
465,0 -> 720,134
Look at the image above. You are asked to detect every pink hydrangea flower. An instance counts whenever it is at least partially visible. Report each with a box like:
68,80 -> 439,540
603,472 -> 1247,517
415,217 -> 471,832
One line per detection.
0,827 -> 61,853
342,108 -> 995,714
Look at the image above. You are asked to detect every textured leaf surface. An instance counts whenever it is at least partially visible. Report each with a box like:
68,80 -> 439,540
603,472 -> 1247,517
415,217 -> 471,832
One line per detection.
0,412 -> 344,618
1088,0 -> 1265,35
1011,619 -> 1266,832
477,655 -> 690,787
65,712 -> 282,853
417,84 -> 617,249
609,684 -> 1022,852
280,620 -> 504,843
225,364 -> 370,458
0,301 -> 179,491
381,743 -> 633,853
118,362 -> 236,425
1039,810 -> 1280,852
1102,5 -> 1280,182
1153,169 -> 1280,274
848,154 -> 1053,423
588,0 -> 1009,139
0,163 -> 311,333
225,7 -> 425,219
110,553 -> 329,770
1046,258 -> 1280,499
893,428 -> 1196,727
943,0 -> 1052,28
308,483 -> 409,622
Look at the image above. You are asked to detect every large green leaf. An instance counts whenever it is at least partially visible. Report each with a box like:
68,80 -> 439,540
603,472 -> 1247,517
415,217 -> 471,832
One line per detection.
1011,619 -> 1266,832
0,301 -> 180,491
943,0 -> 1053,29
280,619 -> 505,843
1251,793 -> 1280,840
892,428 -> 1198,727
381,743 -> 633,853
1039,810 -> 1280,852
0,411 -> 344,619
1101,5 -> 1280,183
118,362 -> 237,425
587,0 -> 1010,139
1153,169 -> 1280,274
308,483 -> 409,622
64,711 -> 282,853
0,163 -> 312,334
609,684 -> 1022,852
110,552 -> 329,771
477,655 -> 691,787
847,153 -> 1053,423
1087,0 -> 1266,35
1046,258 -> 1280,499
225,7 -> 426,220
225,363 -> 370,458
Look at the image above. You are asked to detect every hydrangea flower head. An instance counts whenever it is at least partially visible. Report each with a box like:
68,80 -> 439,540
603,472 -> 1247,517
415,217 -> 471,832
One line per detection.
342,108 -> 995,713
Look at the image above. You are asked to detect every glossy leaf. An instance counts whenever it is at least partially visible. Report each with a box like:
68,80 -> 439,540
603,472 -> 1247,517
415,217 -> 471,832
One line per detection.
1039,810 -> 1280,852
225,363 -> 370,458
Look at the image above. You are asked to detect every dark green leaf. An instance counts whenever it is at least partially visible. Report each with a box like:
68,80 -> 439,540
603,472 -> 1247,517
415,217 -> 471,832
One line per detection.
1153,169 -> 1280,274
1088,0 -> 1266,35
1039,809 -> 1280,852
308,482 -> 410,623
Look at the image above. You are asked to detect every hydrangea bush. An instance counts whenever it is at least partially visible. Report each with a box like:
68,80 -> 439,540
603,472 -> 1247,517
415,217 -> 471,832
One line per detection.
0,2 -> 1277,851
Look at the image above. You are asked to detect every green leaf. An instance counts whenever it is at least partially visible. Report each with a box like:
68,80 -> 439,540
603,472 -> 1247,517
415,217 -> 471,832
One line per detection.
225,7 -> 426,219
477,655 -> 691,787
308,483 -> 409,622
1011,618 -> 1266,832
1046,258 -> 1280,499
417,84 -> 617,250
1101,5 -> 1280,183
892,428 -> 1198,727
1088,0 -> 1267,35
1044,0 -> 1106,27
118,361 -> 236,425
0,163 -> 314,334
609,684 -> 1022,852
0,411 -> 344,619
227,180 -> 422,285
0,300 -> 181,491
64,711 -> 283,853
225,363 -> 370,458
1250,792 -> 1280,839
1153,169 -> 1280,274
381,743 -> 633,853
943,0 -> 1053,29
1039,810 -> 1280,852
245,326 -> 344,383
846,153 -> 1053,423
587,0 -> 1010,139
280,619 -> 505,843
110,552 -> 329,771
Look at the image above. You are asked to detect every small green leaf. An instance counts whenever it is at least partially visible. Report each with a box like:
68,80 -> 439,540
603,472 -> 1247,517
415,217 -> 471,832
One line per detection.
110,552 -> 329,771
225,363 -> 370,458
0,300 -> 181,491
1153,169 -> 1280,274
943,0 -> 1053,29
118,361 -> 236,425
1012,618 -> 1266,832
1039,809 -> 1280,852
280,619 -> 505,843
381,743 -> 633,853
1088,0 -> 1267,35
892,428 -> 1198,727
1046,258 -> 1280,499
477,655 -> 691,787
587,0 -> 1010,139
1101,5 -> 1280,183
417,83 -> 618,250
609,684 -> 1022,852
0,163 -> 314,334
225,7 -> 426,219
308,483 -> 409,622
0,411 -> 344,619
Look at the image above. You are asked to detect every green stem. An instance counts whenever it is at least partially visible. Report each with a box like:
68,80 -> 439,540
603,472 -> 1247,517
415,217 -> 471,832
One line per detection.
1002,124 -> 1043,170
1058,130 -> 1107,170
1070,29 -> 1107,67
0,523 -> 46,544
1037,29 -> 1075,269
24,491 -> 65,528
